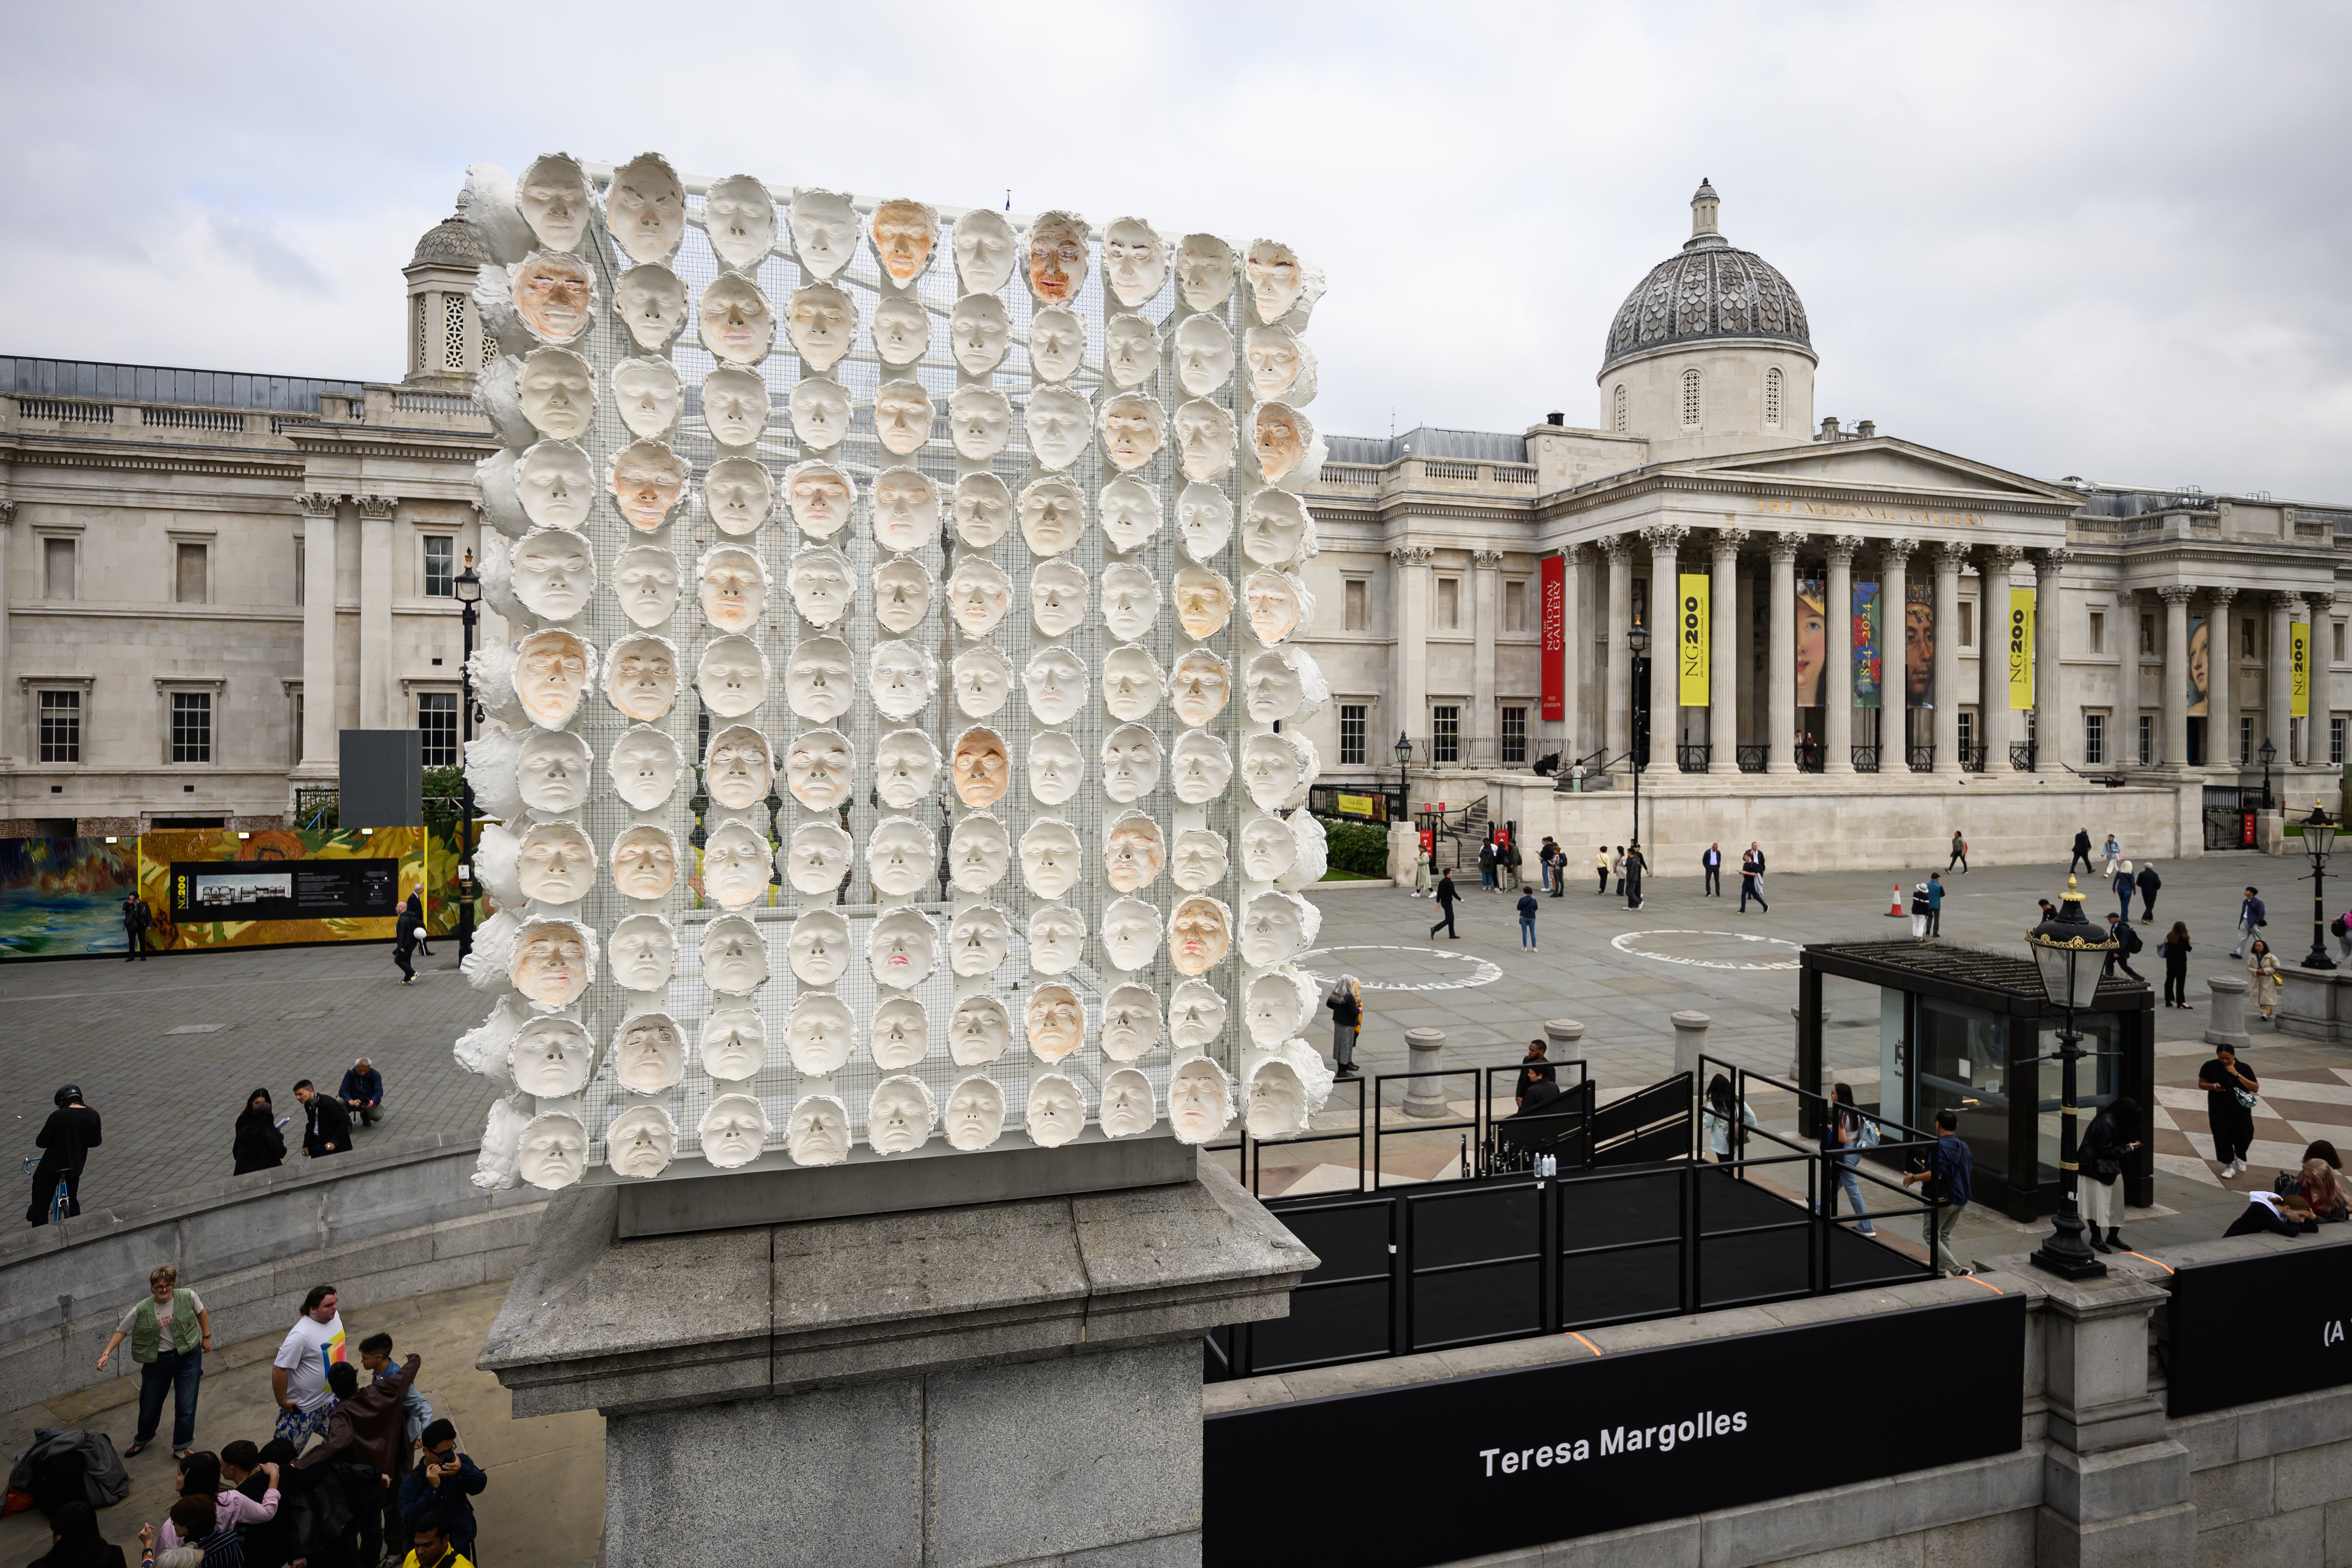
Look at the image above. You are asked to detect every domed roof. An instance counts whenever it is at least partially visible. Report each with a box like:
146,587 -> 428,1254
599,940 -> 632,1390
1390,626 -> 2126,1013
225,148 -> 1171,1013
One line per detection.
408,198 -> 488,271
1601,181 -> 1811,374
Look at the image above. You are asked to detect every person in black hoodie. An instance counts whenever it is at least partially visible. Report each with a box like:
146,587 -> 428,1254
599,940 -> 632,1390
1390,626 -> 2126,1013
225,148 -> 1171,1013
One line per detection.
27,1086 -> 100,1226
233,1089 -> 286,1176
2078,1097 -> 2139,1253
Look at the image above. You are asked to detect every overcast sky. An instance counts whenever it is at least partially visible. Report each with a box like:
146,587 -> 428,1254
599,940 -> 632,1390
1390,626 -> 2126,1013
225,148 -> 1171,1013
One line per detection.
5,2 -> 2347,497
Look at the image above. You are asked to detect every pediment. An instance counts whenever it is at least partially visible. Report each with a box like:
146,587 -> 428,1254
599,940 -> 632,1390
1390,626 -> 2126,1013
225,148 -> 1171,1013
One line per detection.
1677,439 -> 2080,508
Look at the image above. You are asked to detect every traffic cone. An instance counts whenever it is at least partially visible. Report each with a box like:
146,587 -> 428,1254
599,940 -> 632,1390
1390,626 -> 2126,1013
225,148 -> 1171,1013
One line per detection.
1887,884 -> 1905,917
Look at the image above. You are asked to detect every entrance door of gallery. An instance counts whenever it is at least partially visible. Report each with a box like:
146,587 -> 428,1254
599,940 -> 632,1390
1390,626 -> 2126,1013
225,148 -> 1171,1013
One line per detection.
2203,786 -> 2254,852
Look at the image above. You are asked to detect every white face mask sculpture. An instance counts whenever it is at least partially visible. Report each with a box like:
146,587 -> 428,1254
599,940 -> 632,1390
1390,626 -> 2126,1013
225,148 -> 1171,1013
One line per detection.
945,1075 -> 1007,1150
615,264 -> 687,353
700,915 -> 767,996
698,272 -> 773,366
1099,393 -> 1166,474
517,440 -> 594,530
869,998 -> 929,1072
1169,1059 -> 1235,1147
1101,725 -> 1163,805
703,457 -> 773,540
1169,978 -> 1230,1053
698,546 -> 767,633
612,440 -> 689,534
783,462 -> 854,541
865,819 -> 938,903
607,153 -> 684,264
1174,399 -> 1236,483
1173,314 -> 1235,398
785,281 -> 856,371
1242,490 -> 1313,567
704,1094 -> 774,1170
1176,233 -> 1235,311
1169,896 -> 1232,977
785,822 -> 855,897
1100,562 -> 1161,642
1028,306 -> 1085,384
868,1075 -> 937,1154
606,1105 -> 679,1179
1246,648 -> 1326,724
514,251 -> 596,344
1175,486 -> 1234,566
786,992 -> 855,1076
871,295 -> 930,368
789,377 -> 852,450
513,630 -> 594,730
1029,559 -> 1088,638
1026,982 -> 1087,1065
948,559 -> 1013,638
946,386 -> 1012,463
1252,402 -> 1316,487
517,154 -> 591,254
703,366 -> 769,450
1100,1069 -> 1157,1137
1246,238 -> 1310,323
1101,216 -> 1167,306
950,294 -> 1010,375
1247,967 -> 1315,1046
1244,732 -> 1316,811
952,726 -> 1010,809
1246,1058 -> 1309,1140
1027,904 -> 1085,975
611,824 -> 680,900
871,468 -> 940,555
1170,828 -> 1229,893
1098,478 -> 1161,555
1245,569 -> 1310,645
518,347 -> 596,442
703,174 -> 777,273
1102,645 -> 1164,723
510,918 -> 595,1008
949,814 -> 1010,894
603,634 -> 679,722
784,1096 -> 848,1169
787,908 -> 851,986
519,1113 -> 588,1190
612,545 -> 681,631
700,822 -> 772,910
952,473 -> 1013,548
695,634 -> 768,720
870,640 -> 938,723
702,724 -> 772,812
874,728 -> 941,811
1245,324 -> 1316,404
1018,818 -> 1083,899
516,729 -> 594,814
511,1016 -> 594,1098
1100,987 -> 1161,1065
612,1015 -> 686,1096
607,913 -> 677,994
1170,650 -> 1232,730
1102,897 -> 1161,973
1025,211 -> 1088,304
1239,814 -> 1300,884
1240,889 -> 1321,968
1174,566 -> 1234,640
948,904 -> 1013,978
464,732 -> 525,825
1026,1073 -> 1087,1148
1026,729 -> 1084,807
1105,812 -> 1165,893
872,380 -> 934,459
1018,476 -> 1085,559
1023,648 -> 1088,726
865,195 -> 938,283
511,529 -> 595,622
867,905 -> 938,988
783,728 -> 853,811
612,355 -> 682,439
788,189 -> 861,280
949,996 -> 1012,1066
1024,387 -> 1093,473
952,645 -> 1014,720
517,820 -> 596,905
952,208 -> 1017,294
1172,730 -> 1234,806
784,636 -> 853,722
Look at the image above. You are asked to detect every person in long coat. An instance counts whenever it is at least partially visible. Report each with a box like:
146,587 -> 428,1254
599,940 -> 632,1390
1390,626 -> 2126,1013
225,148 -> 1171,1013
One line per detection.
233,1088 -> 287,1176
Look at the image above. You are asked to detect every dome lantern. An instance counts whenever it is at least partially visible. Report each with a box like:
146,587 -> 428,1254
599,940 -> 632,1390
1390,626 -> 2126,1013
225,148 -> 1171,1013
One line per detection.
1601,181 -> 1813,376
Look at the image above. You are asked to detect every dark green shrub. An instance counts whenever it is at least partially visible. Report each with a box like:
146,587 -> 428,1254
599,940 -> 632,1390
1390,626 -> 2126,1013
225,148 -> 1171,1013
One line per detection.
1320,817 -> 1391,878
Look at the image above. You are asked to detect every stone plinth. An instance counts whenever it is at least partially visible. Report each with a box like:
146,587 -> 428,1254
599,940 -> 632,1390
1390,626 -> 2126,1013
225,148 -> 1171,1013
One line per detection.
480,1163 -> 1312,1568
1402,1027 -> 1449,1117
2203,974 -> 2251,1050
1671,1009 -> 1711,1082
2275,965 -> 2352,1042
1543,1018 -> 1585,1057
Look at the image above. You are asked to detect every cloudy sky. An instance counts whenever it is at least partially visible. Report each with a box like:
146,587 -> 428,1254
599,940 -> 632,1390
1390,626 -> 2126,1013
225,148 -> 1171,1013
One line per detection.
5,2 -> 2347,497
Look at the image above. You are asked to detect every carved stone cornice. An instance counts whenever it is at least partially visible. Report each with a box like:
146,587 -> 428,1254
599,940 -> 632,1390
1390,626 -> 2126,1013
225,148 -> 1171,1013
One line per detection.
1765,533 -> 1800,565
1825,534 -> 1865,567
1878,537 -> 1917,567
2157,586 -> 2195,604
1471,549 -> 1505,570
355,494 -> 398,522
1600,535 -> 1634,565
1387,545 -> 1434,567
296,491 -> 342,519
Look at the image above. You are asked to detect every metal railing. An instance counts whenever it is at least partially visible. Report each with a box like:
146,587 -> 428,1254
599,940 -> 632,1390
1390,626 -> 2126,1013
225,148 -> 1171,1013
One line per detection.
1736,744 -> 1767,773
1851,745 -> 1881,773
1675,743 -> 1711,773
1958,744 -> 1987,772
2009,742 -> 2038,771
1411,735 -> 1527,769
1907,745 -> 1936,772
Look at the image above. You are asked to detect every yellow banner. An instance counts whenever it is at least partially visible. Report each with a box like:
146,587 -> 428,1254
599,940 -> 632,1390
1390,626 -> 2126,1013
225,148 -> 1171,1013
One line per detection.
2292,621 -> 2311,719
1677,573 -> 1709,707
2007,587 -> 2035,710
1335,792 -> 1378,818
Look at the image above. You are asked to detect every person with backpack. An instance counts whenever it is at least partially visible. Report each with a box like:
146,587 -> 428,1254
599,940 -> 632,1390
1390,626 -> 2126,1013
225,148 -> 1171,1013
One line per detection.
1901,1109 -> 1975,1276
2158,921 -> 2194,1008
2104,913 -> 2145,982
1500,835 -> 1523,892
1324,975 -> 1362,1080
2079,1097 -> 2140,1253
1477,838 -> 1497,892
1819,1083 -> 1879,1237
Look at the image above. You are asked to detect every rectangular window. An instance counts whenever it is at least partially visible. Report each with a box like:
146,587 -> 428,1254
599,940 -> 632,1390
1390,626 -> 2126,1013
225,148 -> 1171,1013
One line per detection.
418,692 -> 459,766
1431,705 -> 1460,764
2334,716 -> 2346,767
2084,712 -> 2104,765
423,535 -> 455,598
1501,706 -> 1527,764
1344,579 -> 1367,632
2239,716 -> 2253,764
2088,611 -> 2104,654
1339,703 -> 1367,767
37,690 -> 81,764
2337,622 -> 2347,664
1958,600 -> 1976,650
2141,614 -> 2155,654
1504,580 -> 1527,633
295,538 -> 306,607
1436,577 -> 1460,630
170,691 -> 213,764
1957,710 -> 1975,757
2138,714 -> 2153,766
174,541 -> 208,604
43,538 -> 74,600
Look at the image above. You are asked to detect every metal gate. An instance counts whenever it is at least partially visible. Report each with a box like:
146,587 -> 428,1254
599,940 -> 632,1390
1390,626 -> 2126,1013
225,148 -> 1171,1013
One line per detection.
2203,785 -> 2254,851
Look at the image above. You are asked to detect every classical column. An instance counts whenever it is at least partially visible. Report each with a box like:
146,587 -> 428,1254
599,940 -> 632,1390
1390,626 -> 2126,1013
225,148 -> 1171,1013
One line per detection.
2036,548 -> 2069,771
356,494 -> 398,731
1933,542 -> 1967,774
298,491 -> 342,770
2309,593 -> 2336,766
2159,587 -> 2191,769
1879,540 -> 1912,770
1709,529 -> 1746,773
2209,587 -> 2239,765
2113,590 -> 2139,769
1766,534 -> 1799,775
0,498 -> 14,764
1603,537 -> 1633,764
1824,536 -> 1861,774
1977,546 -> 2025,770
1643,526 -> 1685,763
1471,549 -> 1502,757
1389,544 -> 1433,759
1560,545 -> 1588,760
2267,591 -> 2296,770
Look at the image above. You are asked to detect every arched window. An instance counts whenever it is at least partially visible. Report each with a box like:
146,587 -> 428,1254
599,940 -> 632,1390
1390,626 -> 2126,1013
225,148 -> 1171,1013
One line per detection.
1764,366 -> 1783,429
1612,383 -> 1629,434
1679,367 -> 1703,430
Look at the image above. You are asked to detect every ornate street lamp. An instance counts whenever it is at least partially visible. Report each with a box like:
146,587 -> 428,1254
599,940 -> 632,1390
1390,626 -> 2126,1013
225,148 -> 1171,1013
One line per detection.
2259,736 -> 2277,810
1394,730 -> 1412,829
453,554 -> 482,959
1625,621 -> 1651,874
2025,876 -> 2118,1280
2301,799 -> 2337,970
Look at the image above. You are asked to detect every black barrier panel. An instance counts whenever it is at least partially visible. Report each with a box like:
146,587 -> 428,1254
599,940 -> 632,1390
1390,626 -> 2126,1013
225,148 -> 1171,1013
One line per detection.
1245,1197 -> 1396,1375
1696,1169 -> 1813,1308
1408,1184 -> 1543,1351
2168,1239 -> 2352,1416
1560,1166 -> 1682,1251
1559,1244 -> 1681,1329
1204,1291 -> 2027,1568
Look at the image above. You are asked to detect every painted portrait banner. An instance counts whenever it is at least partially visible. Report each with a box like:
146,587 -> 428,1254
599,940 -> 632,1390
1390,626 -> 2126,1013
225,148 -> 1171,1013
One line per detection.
2006,588 -> 2035,710
0,837 -> 139,958
1677,572 -> 1709,707
1852,583 -> 1883,709
1795,577 -> 1827,709
1541,554 -> 1566,722
1905,583 -> 1933,709
2292,621 -> 2311,719
2187,616 -> 2210,717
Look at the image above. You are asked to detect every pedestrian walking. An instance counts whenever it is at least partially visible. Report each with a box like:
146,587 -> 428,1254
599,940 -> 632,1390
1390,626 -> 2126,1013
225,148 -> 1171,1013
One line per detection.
294,1081 -> 351,1159
1819,1083 -> 1879,1236
93,1265 -> 213,1459
404,890 -> 432,958
2229,886 -> 2266,960
121,892 -> 153,962
26,1084 -> 100,1227
2197,1044 -> 2259,1178
2135,861 -> 2161,924
339,1057 -> 386,1129
1926,872 -> 1945,936
392,913 -> 419,985
1623,842 -> 1646,909
1610,846 -> 1626,896
1516,888 -> 1539,948
1901,1108 -> 1975,1276
2100,834 -> 2121,877
1738,848 -> 1768,913
1948,830 -> 1968,874
270,1284 -> 345,1450
2248,937 -> 2282,1024
1702,842 -> 1722,897
397,1420 -> 487,1566
2068,827 -> 2093,876
1909,881 -> 1930,939
2078,1097 -> 2139,1253
2158,921 -> 2193,1008
1324,974 -> 1362,1079
1429,871 -> 1459,939
232,1088 -> 286,1176
1478,839 -> 1497,891
2105,913 -> 2146,982
1593,846 -> 1609,895
2111,859 -> 2136,924
1702,1074 -> 1756,1163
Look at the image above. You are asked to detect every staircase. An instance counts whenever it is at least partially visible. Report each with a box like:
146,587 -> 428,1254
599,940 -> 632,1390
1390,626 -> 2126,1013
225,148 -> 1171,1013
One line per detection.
1431,797 -> 1490,870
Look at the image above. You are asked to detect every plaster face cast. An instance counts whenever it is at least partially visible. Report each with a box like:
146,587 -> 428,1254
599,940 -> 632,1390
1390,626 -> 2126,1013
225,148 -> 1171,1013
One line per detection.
704,366 -> 770,449
871,295 -> 930,367
1170,978 -> 1229,1053
1252,402 -> 1315,487
869,198 -> 939,284
949,813 -> 1010,894
787,909 -> 851,986
869,1000 -> 930,1072
1025,211 -> 1088,304
1239,815 -> 1299,884
1242,490 -> 1312,566
516,728 -> 594,814
1174,314 -> 1234,397
1098,479 -> 1160,555
873,380 -> 933,458
1247,967 -> 1315,1045
1102,645 -> 1164,722
612,440 -> 689,533
519,348 -> 596,442
698,546 -> 768,632
698,273 -> 774,365
1172,730 -> 1234,806
1245,325 -> 1315,403
950,294 -> 1010,375
784,461 -> 854,540
615,264 -> 687,353
608,913 -> 677,994
612,547 -> 682,632
1027,729 -> 1084,807
1169,1059 -> 1235,1146
948,558 -> 1014,638
1100,562 -> 1161,642
703,174 -> 777,273
870,640 -> 939,722
1028,307 -> 1085,383
1100,987 -> 1161,1064
1174,399 -> 1237,482
517,154 -> 592,253
1025,985 -> 1085,1063
1023,647 -> 1088,726
783,728 -> 853,811
785,822 -> 855,897
786,281 -> 856,371
945,1075 -> 1007,1149
865,819 -> 938,902
784,1096 -> 848,1168
1024,387 -> 1093,472
703,724 -> 772,812
1240,890 -> 1320,969
513,630 -> 594,730
511,1017 -> 594,1098
1101,1069 -> 1157,1136
790,377 -> 852,449
949,996 -> 1012,1066
948,904 -> 1013,978
787,550 -> 854,627
607,153 -> 684,264
510,919 -> 595,1008
952,645 -> 1014,720
1101,897 -> 1161,972
947,386 -> 1012,462
1247,1058 -> 1309,1139
952,208 -> 1017,294
1245,648 -> 1317,723
868,1075 -> 937,1153
606,1105 -> 678,1179
1018,819 -> 1082,900
518,1114 -> 588,1190
1170,828 -> 1228,893
1175,484 -> 1233,563
1170,650 -> 1232,729
952,472 -> 1014,549
612,1015 -> 686,1096
952,727 -> 1011,808
696,635 -> 769,720
1169,896 -> 1232,976
701,822 -> 772,910
700,914 -> 768,995
1245,569 -> 1309,644
872,467 -> 940,554
1176,232 -> 1236,311
867,905 -> 939,988
1101,725 -> 1163,804
1244,732 -> 1314,810
511,528 -> 595,621
874,729 -> 941,810
1025,1074 -> 1088,1151
514,251 -> 595,343
786,993 -> 855,1076
1246,238 -> 1308,322
1029,559 -> 1089,637
1174,566 -> 1235,640
1101,216 -> 1168,307
874,554 -> 943,633
787,189 -> 860,280
604,635 -> 679,722
1105,812 -> 1165,893
1027,904 -> 1085,975
516,820 -> 596,905
612,356 -> 682,439
611,824 -> 679,900
704,1094 -> 774,1170
517,440 -> 594,530
1099,393 -> 1166,473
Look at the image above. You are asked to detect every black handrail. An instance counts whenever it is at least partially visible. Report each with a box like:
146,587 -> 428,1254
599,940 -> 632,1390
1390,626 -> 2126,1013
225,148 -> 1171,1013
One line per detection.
1907,745 -> 1936,773
1736,744 -> 1767,773
1675,744 -> 1711,773
1851,745 -> 1880,774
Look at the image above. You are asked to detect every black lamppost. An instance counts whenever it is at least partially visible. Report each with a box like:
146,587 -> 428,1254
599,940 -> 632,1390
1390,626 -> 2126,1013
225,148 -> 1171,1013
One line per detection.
2259,737 -> 2277,810
1625,621 -> 1651,858
2025,876 -> 2118,1280
1393,730 -> 1412,828
2300,800 -> 2337,970
453,554 -> 482,958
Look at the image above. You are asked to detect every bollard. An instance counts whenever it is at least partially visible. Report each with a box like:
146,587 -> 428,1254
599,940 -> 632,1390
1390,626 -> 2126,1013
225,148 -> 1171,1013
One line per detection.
2204,974 -> 2251,1052
1671,1010 -> 1711,1084
1545,1019 -> 1585,1056
1402,1027 -> 1449,1118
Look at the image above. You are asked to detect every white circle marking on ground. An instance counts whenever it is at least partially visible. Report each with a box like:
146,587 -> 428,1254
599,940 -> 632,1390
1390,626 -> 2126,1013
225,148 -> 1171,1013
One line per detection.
1297,944 -> 1504,992
1611,929 -> 1803,971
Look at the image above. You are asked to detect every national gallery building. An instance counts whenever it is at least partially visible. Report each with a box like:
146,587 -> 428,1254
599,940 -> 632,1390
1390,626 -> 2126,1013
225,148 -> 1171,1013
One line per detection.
0,182 -> 2343,862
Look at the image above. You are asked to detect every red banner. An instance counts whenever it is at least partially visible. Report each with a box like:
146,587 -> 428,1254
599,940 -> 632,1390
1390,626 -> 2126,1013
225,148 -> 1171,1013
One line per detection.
1540,554 -> 1566,721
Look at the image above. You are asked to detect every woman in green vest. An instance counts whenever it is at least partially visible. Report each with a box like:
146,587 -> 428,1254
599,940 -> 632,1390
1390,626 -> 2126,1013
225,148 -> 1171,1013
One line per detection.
94,1264 -> 211,1458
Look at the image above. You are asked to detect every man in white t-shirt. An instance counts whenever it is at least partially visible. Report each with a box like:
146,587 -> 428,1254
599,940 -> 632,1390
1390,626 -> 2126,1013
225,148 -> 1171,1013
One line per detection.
270,1283 -> 344,1448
